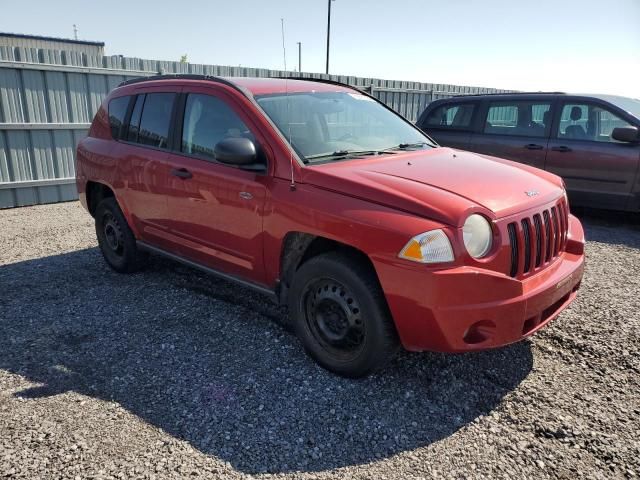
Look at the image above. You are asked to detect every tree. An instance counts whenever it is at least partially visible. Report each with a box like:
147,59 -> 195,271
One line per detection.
179,54 -> 188,63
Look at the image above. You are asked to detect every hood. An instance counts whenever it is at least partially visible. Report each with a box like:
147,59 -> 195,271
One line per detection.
300,147 -> 564,226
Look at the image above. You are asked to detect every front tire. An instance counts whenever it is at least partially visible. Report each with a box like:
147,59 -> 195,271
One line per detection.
95,197 -> 147,273
288,252 -> 399,378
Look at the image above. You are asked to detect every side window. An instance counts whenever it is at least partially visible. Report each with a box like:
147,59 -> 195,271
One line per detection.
181,94 -> 254,161
558,103 -> 633,142
485,104 -> 518,129
126,94 -> 145,143
484,101 -> 551,138
425,103 -> 475,129
137,93 -> 176,149
108,96 -> 130,140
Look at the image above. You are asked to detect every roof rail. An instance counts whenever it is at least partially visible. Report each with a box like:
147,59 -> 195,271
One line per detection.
118,74 -> 222,87
116,74 -> 255,100
452,91 -> 566,97
119,73 -> 359,89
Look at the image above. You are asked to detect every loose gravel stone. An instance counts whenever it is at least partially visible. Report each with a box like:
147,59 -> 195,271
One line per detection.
0,202 -> 638,479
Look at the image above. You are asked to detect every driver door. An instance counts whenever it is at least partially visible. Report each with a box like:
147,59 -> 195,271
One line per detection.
162,87 -> 270,285
545,101 -> 640,210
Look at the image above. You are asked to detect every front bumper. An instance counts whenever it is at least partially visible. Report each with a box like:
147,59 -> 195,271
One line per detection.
375,214 -> 585,352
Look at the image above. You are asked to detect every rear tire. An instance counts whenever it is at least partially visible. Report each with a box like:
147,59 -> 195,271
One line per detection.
288,252 -> 399,378
95,197 -> 147,273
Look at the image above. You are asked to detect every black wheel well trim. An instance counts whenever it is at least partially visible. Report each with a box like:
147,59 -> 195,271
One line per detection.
276,232 -> 382,305
86,181 -> 116,217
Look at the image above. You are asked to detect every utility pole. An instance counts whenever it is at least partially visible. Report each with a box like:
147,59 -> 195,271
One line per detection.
325,0 -> 334,74
73,24 -> 78,40
297,42 -> 302,72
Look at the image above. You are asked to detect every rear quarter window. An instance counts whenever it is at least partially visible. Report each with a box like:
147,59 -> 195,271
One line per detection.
108,96 -> 131,139
137,93 -> 176,149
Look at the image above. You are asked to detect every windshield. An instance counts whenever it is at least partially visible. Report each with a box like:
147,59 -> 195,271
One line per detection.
256,91 -> 436,162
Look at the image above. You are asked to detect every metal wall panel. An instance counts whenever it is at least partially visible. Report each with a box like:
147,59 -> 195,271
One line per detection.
58,182 -> 79,202
87,75 -> 108,117
68,73 -> 90,123
31,130 -> 56,179
106,75 -> 127,93
45,71 -> 70,123
0,36 -> 104,57
22,70 -> 48,122
0,131 -> 9,181
53,130 -> 76,178
0,68 -> 25,122
0,47 -> 512,208
6,130 -> 33,181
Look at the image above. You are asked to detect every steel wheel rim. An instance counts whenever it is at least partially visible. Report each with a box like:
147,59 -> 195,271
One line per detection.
102,212 -> 124,256
304,278 -> 366,361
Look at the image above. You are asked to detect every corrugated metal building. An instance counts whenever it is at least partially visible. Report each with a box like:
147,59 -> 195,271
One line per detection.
0,32 -> 104,57
0,37 -> 511,209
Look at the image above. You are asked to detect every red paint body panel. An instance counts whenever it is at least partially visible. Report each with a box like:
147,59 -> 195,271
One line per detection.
302,148 -> 564,223
76,76 -> 585,354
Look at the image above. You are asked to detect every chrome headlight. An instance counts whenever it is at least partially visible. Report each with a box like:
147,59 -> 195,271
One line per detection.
398,229 -> 454,264
463,214 -> 493,258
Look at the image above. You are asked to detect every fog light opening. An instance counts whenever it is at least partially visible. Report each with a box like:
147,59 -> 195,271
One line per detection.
463,320 -> 496,345
522,315 -> 540,336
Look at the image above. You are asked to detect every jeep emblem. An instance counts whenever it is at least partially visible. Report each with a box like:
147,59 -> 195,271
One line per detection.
525,190 -> 539,197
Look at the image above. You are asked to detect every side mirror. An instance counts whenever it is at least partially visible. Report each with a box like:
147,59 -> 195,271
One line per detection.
611,126 -> 640,143
214,137 -> 258,166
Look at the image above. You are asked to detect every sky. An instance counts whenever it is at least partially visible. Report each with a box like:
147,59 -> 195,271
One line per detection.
1,0 -> 639,97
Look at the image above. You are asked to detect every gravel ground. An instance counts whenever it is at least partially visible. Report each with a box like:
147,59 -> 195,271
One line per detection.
0,201 -> 638,480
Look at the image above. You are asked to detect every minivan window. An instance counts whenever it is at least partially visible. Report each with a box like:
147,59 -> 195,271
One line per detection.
558,103 -> 634,143
484,101 -> 551,138
424,103 -> 475,129
181,94 -> 254,161
136,93 -> 176,149
108,96 -> 130,140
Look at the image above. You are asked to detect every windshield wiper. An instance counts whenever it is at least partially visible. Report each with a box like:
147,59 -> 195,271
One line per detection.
383,142 -> 432,151
305,149 -> 390,161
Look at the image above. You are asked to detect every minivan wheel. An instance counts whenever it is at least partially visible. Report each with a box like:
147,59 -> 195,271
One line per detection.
289,252 -> 399,378
95,197 -> 147,273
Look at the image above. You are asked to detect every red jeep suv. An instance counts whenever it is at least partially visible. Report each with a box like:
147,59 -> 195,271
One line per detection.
76,75 -> 585,377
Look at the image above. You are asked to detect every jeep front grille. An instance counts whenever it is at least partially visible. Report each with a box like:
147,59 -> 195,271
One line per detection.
506,200 -> 569,278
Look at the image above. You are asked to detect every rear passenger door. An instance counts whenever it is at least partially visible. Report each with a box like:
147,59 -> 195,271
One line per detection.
116,88 -> 179,250
417,101 -> 478,150
469,99 -> 554,170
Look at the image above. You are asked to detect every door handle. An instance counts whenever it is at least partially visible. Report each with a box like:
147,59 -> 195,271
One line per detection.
171,168 -> 192,179
524,143 -> 544,150
551,146 -> 572,153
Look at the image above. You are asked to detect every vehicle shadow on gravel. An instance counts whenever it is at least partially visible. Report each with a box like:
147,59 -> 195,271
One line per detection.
573,207 -> 640,248
0,247 -> 533,474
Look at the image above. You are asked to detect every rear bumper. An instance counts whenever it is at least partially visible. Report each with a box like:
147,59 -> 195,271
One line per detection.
375,214 -> 585,352
76,176 -> 88,212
